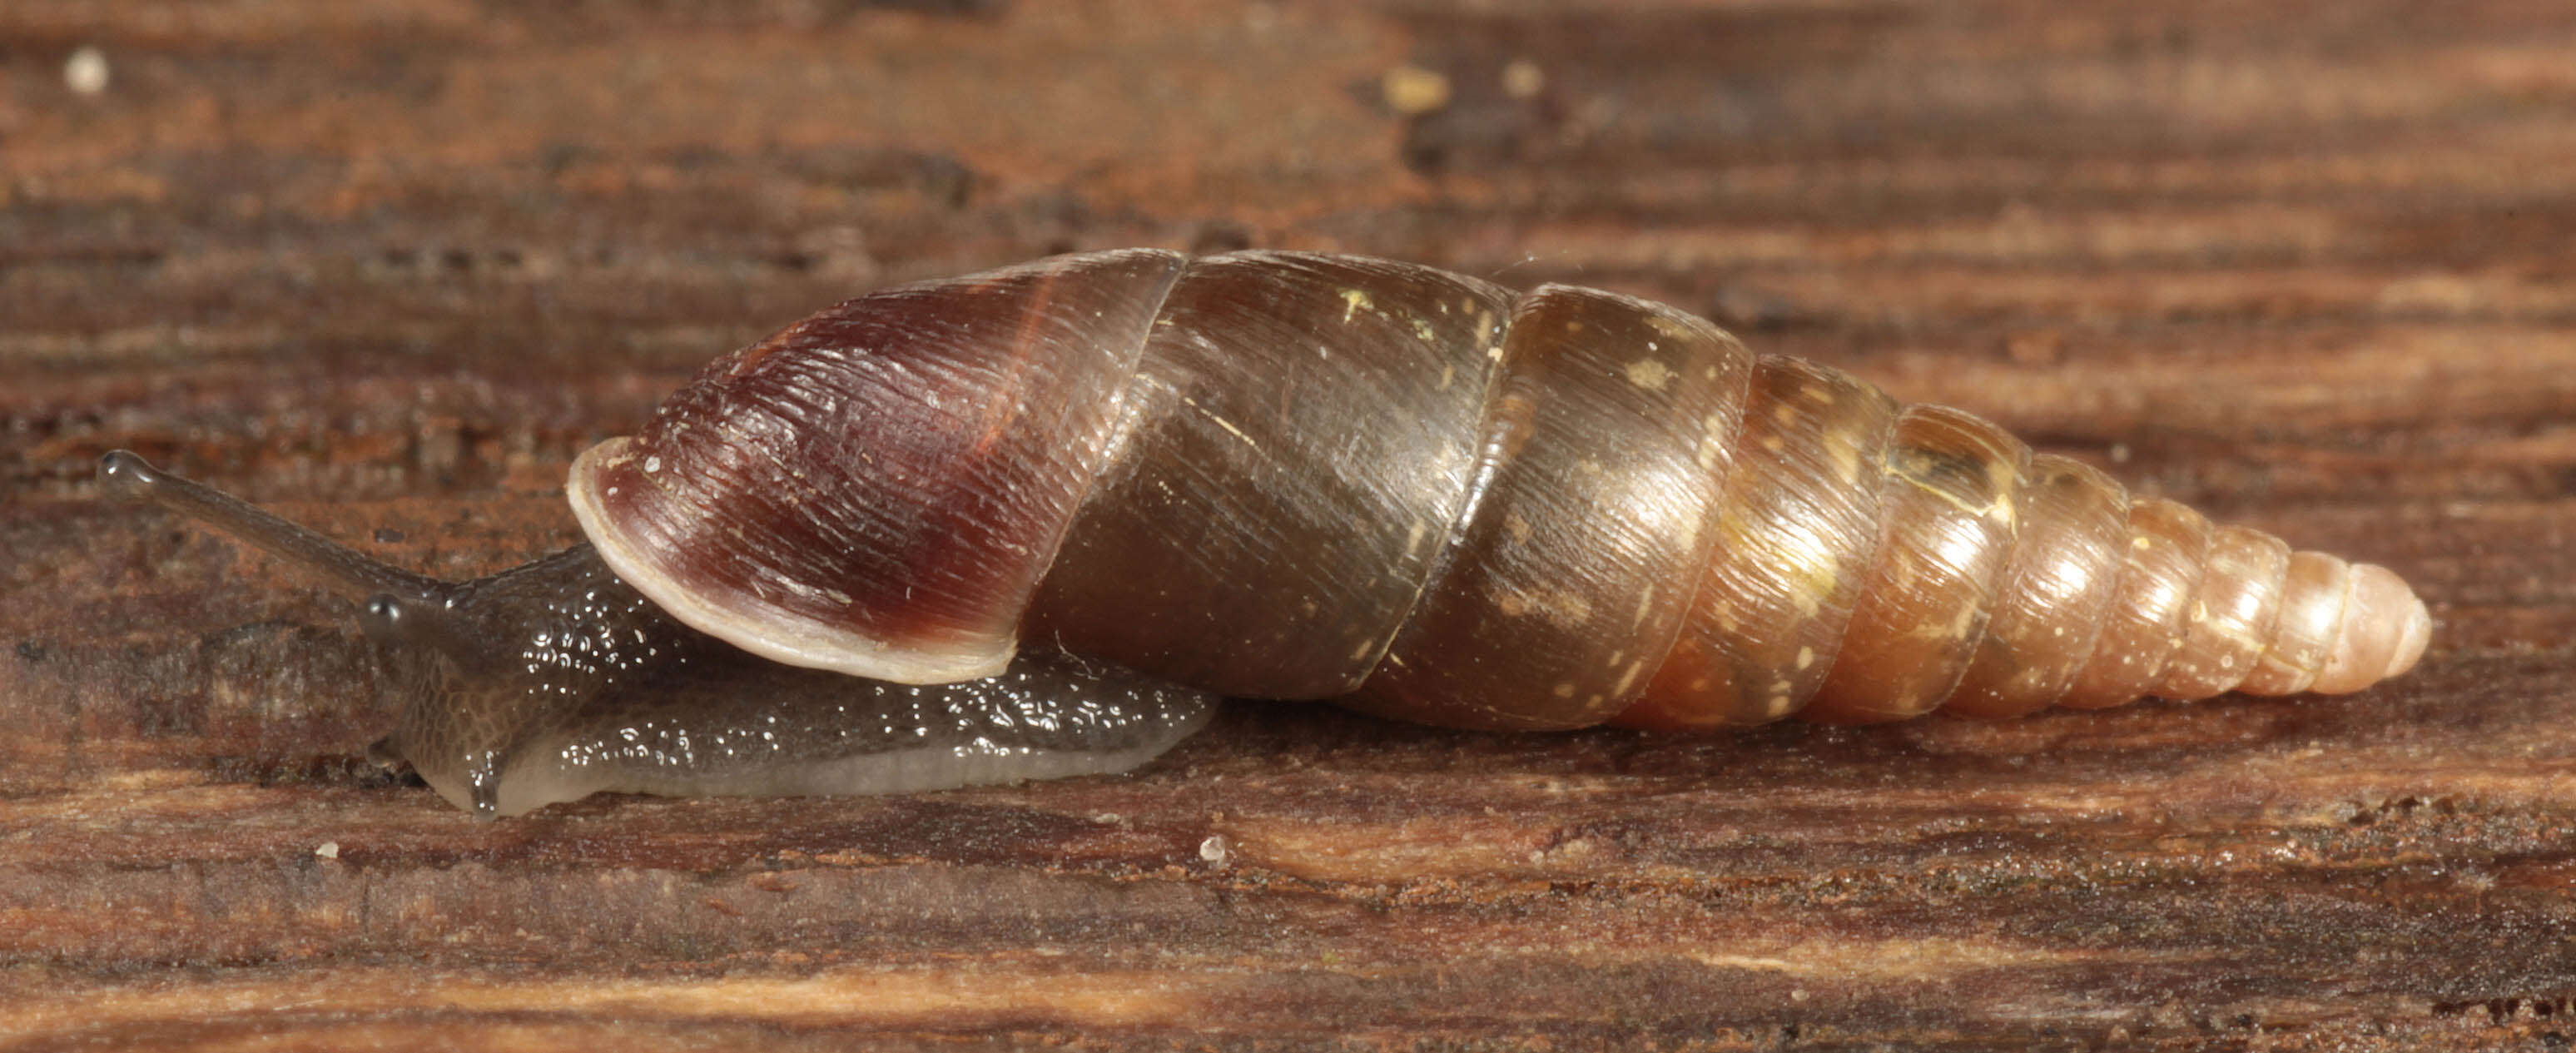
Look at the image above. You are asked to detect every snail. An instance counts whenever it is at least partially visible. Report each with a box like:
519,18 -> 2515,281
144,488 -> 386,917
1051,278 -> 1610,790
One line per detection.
100,249 -> 2433,818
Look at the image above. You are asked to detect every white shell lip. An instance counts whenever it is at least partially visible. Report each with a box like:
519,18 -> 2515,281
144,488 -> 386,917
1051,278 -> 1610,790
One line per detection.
565,437 -> 1015,685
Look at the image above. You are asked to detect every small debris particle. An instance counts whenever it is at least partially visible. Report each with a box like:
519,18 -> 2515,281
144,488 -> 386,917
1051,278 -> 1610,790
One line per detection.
1382,65 -> 1452,115
65,46 -> 109,95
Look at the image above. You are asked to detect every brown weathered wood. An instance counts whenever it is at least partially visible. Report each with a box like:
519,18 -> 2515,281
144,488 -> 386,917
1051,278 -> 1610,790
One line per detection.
3,1 -> 2573,1049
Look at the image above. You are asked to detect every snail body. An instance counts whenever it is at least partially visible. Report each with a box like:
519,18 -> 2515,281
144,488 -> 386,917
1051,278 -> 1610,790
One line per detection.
103,249 -> 2431,817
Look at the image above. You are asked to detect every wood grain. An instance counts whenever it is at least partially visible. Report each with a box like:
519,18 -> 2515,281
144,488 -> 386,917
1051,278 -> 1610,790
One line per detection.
3,1 -> 2573,1049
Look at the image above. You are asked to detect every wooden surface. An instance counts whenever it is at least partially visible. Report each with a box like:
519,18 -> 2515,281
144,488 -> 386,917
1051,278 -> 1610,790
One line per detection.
3,1 -> 2574,1049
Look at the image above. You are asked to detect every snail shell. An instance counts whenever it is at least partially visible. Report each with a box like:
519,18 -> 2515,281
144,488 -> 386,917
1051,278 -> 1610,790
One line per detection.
104,249 -> 2431,816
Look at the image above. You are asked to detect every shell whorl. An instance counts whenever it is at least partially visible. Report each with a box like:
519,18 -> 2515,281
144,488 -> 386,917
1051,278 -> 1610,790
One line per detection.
568,249 -> 2430,732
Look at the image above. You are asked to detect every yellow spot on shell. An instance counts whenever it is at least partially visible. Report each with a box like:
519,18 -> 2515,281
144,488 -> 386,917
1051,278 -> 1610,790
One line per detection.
1182,395 -> 1260,450
1340,288 -> 1372,323
1788,581 -> 1824,618
1547,589 -> 1594,625
1493,584 -> 1596,627
1626,358 -> 1675,390
1978,459 -> 2022,526
1612,660 -> 1646,696
1553,682 -> 1577,698
1944,603 -> 1979,641
1827,427 -> 1869,484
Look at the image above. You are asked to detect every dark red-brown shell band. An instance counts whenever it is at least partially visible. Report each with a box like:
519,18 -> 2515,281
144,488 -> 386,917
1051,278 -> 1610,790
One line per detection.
569,249 -> 1188,682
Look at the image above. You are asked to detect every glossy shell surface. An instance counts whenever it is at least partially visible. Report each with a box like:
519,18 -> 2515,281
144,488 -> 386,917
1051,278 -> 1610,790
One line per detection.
569,250 -> 2433,732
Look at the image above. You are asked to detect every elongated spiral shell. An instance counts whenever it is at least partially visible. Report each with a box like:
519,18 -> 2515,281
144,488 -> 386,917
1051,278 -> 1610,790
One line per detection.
568,249 -> 2430,733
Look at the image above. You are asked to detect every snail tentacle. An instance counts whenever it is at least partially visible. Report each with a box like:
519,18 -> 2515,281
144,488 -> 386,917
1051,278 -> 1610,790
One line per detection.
97,450 -> 448,610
